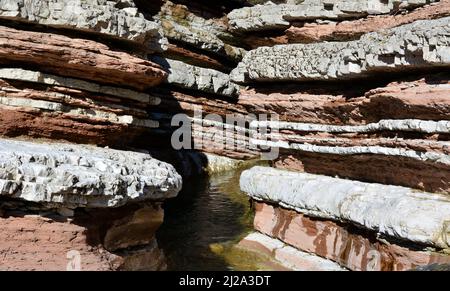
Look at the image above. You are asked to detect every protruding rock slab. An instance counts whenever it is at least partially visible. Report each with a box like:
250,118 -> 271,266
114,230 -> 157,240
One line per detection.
239,77 -> 450,124
0,138 -> 182,209
253,202 -> 450,271
238,232 -> 346,271
240,166 -> 450,249
286,0 -> 450,43
231,17 -> 450,83
0,26 -> 167,90
228,0 -> 439,32
0,68 -> 161,104
274,149 -> 450,194
0,75 -> 159,146
156,1 -> 246,62
0,0 -> 166,51
156,58 -> 240,97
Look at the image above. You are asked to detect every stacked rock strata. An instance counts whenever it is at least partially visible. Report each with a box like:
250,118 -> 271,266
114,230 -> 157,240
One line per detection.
146,0 -> 259,166
0,0 -> 183,270
232,0 -> 450,270
1,0 -> 449,271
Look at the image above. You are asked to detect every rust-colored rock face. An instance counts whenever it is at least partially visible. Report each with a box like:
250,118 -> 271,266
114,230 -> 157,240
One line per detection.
0,204 -> 166,271
274,149 -> 450,194
0,26 -> 167,90
0,77 -> 156,146
240,76 -> 450,124
253,202 -> 450,271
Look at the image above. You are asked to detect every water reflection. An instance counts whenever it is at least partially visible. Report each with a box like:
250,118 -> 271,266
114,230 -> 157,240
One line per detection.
156,169 -> 253,271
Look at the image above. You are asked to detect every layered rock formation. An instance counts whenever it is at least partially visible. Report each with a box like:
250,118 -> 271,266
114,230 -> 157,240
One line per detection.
230,0 -> 450,271
1,0 -> 449,271
0,0 -> 182,271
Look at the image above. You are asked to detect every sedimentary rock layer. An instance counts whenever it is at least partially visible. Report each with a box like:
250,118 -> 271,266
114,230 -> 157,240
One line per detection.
0,26 -> 167,90
238,232 -> 346,271
0,68 -> 161,104
0,0 -> 166,51
253,202 -> 450,271
286,0 -> 450,43
0,73 -> 159,146
256,119 -> 450,134
155,58 -> 240,97
0,204 -> 167,271
274,149 -> 450,194
156,1 -> 246,62
227,0 -> 437,32
231,17 -> 450,83
239,76 -> 450,124
147,114 -> 259,160
0,138 -> 182,209
240,166 -> 450,249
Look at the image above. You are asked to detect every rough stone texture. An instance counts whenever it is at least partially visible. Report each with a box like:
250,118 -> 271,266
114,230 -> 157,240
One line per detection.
0,138 -> 182,209
231,17 -> 450,83
0,25 -> 167,90
255,135 -> 450,166
240,166 -> 450,249
0,77 -> 156,146
253,202 -> 450,271
165,43 -> 232,72
0,0 -> 167,51
156,1 -> 246,62
0,204 -> 167,271
256,119 -> 450,134
227,0 -> 438,32
146,116 -> 259,160
286,0 -> 450,43
0,68 -> 161,104
239,76 -> 450,124
238,232 -> 347,271
154,87 -> 248,117
265,133 -> 450,156
274,149 -> 450,194
156,58 -> 240,97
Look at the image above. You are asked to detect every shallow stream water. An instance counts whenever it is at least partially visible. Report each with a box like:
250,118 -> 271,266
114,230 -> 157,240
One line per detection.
156,168 -> 261,271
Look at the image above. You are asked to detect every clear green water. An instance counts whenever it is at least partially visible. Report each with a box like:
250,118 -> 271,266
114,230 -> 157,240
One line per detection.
156,168 -> 265,271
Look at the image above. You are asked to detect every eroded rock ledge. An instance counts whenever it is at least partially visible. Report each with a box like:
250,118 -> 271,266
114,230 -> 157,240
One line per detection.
0,0 -> 167,51
231,17 -> 450,83
238,232 -> 347,271
252,202 -> 450,271
240,166 -> 450,270
240,166 -> 450,249
0,138 -> 182,209
0,137 -> 182,271
156,1 -> 246,62
228,0 -> 439,32
0,26 -> 167,90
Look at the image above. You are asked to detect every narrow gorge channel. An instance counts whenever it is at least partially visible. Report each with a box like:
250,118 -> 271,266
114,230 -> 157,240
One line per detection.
157,168 -> 256,271
0,0 -> 449,272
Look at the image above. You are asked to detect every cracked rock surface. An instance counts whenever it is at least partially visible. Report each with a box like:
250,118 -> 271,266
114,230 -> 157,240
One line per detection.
0,138 -> 182,209
157,58 -> 240,97
231,17 -> 450,83
240,166 -> 450,249
0,0 -> 167,51
228,0 -> 439,32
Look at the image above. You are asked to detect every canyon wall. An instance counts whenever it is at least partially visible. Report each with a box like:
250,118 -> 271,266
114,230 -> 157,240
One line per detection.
233,0 -> 450,270
0,0 -> 182,270
0,0 -> 449,270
